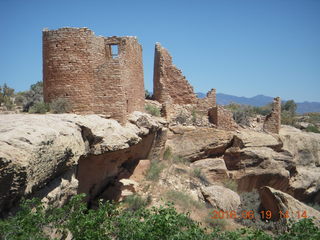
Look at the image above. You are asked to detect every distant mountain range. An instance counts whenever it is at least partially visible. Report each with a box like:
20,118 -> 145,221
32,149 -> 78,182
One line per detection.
196,92 -> 320,114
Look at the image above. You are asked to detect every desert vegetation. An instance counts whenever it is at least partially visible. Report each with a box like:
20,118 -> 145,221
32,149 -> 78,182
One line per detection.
1,194 -> 319,240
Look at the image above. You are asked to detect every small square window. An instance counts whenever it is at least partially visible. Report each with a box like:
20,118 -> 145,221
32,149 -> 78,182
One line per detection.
110,44 -> 119,58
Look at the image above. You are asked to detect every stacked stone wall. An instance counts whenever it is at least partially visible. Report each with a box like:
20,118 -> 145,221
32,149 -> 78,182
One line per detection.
208,106 -> 237,130
43,28 -> 144,123
263,97 -> 281,134
153,43 -> 197,104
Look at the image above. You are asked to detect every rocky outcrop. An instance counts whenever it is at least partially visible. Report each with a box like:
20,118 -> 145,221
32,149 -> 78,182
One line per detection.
0,112 -> 164,215
166,126 -> 234,161
201,185 -> 241,211
223,129 -> 294,192
190,158 -> 229,183
280,126 -> 320,203
259,186 -> 320,226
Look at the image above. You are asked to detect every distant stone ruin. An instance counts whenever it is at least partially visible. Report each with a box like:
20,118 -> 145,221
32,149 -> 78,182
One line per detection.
43,28 -> 145,123
263,97 -> 281,134
43,27 -> 281,133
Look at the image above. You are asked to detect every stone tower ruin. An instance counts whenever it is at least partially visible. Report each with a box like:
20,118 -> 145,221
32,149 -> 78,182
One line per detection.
263,97 -> 281,134
43,27 -> 145,123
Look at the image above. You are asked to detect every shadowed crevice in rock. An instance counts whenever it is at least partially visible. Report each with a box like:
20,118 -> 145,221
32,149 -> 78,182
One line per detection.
79,125 -> 103,150
76,132 -> 156,204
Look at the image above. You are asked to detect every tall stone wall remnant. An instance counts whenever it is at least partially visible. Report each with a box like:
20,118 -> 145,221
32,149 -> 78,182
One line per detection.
263,97 -> 281,134
43,27 -> 145,124
153,43 -> 197,104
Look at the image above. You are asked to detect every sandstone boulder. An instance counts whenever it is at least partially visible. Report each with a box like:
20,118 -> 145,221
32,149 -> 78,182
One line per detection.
190,158 -> 229,183
234,129 -> 283,151
166,127 -> 234,161
201,185 -> 241,211
259,186 -> 320,226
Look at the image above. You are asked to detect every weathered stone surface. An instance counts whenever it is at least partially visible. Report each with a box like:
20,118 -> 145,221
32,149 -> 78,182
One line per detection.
0,112 -> 164,214
166,126 -> 234,161
43,27 -> 145,124
191,158 -> 229,182
259,186 -> 320,226
223,128 -> 294,192
201,185 -> 241,211
280,125 -> 320,202
233,129 -> 283,150
129,159 -> 151,182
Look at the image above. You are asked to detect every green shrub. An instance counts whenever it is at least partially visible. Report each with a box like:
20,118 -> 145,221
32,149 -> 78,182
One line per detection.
165,190 -> 203,210
191,109 -> 197,123
172,155 -> 187,164
28,101 -> 49,114
281,110 -> 296,126
146,160 -> 164,181
50,97 -> 71,113
3,96 -> 14,110
192,167 -> 208,184
163,146 -> 172,160
205,212 -> 227,229
22,81 -> 44,112
226,104 -> 255,126
145,104 -> 161,116
0,194 -> 319,240
223,179 -> 238,192
305,125 -> 320,133
276,218 -> 320,239
123,194 -> 150,211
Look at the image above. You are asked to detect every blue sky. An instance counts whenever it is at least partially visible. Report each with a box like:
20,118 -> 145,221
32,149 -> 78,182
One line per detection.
0,0 -> 319,102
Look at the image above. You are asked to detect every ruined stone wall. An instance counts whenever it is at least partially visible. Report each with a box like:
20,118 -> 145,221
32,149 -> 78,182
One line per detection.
208,106 -> 238,130
43,27 -> 144,123
197,88 -> 216,114
153,43 -> 197,104
263,97 -> 281,134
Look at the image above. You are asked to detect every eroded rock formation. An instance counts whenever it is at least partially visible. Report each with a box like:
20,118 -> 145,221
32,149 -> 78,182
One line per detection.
0,112 -> 164,215
259,186 -> 320,226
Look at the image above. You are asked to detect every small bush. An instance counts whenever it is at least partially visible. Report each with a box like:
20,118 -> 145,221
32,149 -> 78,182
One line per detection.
123,194 -> 150,211
281,110 -> 296,126
22,81 -> 44,112
192,167 -> 209,185
223,179 -> 238,192
305,125 -> 320,133
163,146 -> 172,160
174,111 -> 188,125
191,109 -> 197,123
172,155 -> 187,164
28,101 -> 49,114
146,160 -> 164,181
165,190 -> 203,210
50,97 -> 70,113
205,212 -> 227,229
145,104 -> 160,117
3,97 -> 14,110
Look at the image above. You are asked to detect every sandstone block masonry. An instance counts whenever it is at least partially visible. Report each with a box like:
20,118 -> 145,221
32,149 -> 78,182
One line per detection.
263,97 -> 281,134
43,27 -> 145,124
153,43 -> 198,104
